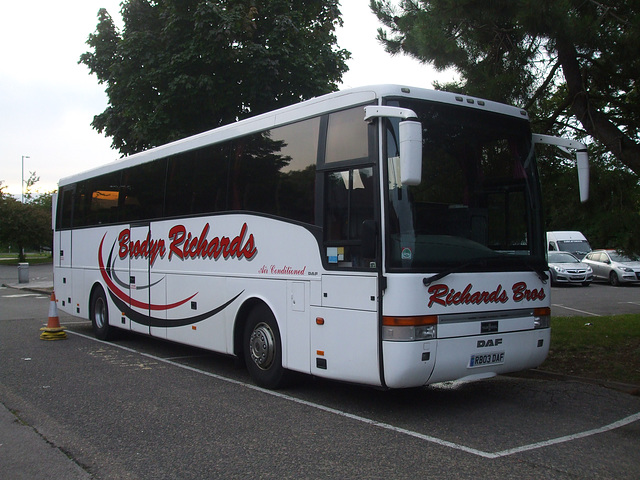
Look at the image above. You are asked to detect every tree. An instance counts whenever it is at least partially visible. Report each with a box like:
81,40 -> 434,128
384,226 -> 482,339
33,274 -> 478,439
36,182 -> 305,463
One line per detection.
370,0 -> 640,177
80,0 -> 350,156
537,146 -> 640,253
0,175 -> 53,262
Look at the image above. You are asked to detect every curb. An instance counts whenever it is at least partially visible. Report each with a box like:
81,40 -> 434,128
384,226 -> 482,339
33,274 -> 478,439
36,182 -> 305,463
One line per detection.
1,283 -> 54,295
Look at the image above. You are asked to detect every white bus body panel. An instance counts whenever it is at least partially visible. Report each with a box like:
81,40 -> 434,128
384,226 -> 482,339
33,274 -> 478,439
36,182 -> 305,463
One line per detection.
381,271 -> 550,388
309,274 -> 380,385
310,305 -> 380,386
54,215 -> 348,377
383,328 -> 549,388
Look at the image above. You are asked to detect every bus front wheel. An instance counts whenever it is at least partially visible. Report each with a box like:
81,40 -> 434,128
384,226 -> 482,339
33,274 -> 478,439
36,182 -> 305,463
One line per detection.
243,304 -> 288,389
90,287 -> 116,341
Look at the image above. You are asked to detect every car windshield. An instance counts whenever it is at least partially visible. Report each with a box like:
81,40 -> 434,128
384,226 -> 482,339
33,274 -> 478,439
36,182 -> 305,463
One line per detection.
384,98 -> 544,273
557,240 -> 591,256
548,252 -> 579,264
610,252 -> 639,262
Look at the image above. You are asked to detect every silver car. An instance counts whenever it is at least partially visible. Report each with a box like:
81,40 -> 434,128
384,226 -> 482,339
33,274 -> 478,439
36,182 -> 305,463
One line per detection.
582,249 -> 640,286
547,251 -> 593,286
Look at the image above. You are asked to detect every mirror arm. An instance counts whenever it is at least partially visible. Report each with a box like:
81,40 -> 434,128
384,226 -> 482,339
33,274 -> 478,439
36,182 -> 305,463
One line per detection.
533,133 -> 590,203
364,106 -> 418,122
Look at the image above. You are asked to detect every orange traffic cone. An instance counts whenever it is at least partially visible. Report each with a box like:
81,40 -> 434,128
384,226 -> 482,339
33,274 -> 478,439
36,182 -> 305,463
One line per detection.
40,292 -> 67,340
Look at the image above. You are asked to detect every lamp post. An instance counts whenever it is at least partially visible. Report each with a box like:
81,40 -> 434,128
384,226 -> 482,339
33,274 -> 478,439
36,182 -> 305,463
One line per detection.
21,155 -> 30,203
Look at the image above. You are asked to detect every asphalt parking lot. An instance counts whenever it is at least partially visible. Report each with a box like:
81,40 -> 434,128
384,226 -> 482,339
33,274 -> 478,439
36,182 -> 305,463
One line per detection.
1,264 -> 639,478
550,281 -> 640,316
1,299 -> 639,479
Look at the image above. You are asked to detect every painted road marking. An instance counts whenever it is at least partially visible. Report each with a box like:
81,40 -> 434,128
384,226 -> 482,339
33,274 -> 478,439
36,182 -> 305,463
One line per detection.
551,304 -> 600,316
3,293 -> 48,299
68,330 -> 639,459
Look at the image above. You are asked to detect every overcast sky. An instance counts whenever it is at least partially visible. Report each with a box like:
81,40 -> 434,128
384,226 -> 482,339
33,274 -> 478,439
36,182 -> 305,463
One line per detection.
0,1 -> 453,197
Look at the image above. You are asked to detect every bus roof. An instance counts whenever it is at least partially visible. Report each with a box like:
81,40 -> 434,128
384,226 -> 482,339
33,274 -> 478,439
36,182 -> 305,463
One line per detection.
58,84 -> 529,187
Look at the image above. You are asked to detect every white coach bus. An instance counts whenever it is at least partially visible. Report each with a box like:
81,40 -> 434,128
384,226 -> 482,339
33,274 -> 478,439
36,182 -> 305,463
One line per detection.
53,85 -> 589,389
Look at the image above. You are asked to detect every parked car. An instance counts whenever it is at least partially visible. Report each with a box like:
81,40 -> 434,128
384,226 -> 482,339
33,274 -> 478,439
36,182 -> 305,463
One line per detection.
582,250 -> 640,286
547,251 -> 593,286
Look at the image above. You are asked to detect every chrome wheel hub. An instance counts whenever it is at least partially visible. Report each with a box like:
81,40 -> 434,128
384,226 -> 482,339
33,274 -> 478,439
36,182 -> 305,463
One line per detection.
249,322 -> 275,370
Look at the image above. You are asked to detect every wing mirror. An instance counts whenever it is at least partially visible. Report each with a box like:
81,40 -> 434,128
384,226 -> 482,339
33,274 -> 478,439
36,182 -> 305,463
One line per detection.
365,106 -> 423,186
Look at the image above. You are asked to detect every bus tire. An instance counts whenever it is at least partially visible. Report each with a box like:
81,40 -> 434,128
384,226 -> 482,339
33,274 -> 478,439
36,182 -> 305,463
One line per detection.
90,286 -> 116,341
243,304 -> 288,389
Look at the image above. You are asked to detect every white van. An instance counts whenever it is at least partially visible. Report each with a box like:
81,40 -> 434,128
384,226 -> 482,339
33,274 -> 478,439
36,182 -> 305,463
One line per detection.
547,231 -> 592,259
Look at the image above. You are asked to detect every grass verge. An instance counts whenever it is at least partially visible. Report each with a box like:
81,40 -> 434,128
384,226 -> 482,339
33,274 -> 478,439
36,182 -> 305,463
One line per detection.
542,314 -> 640,386
0,254 -> 53,265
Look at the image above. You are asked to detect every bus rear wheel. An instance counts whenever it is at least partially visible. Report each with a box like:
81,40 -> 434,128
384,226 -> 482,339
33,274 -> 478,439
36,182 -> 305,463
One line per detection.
90,286 -> 116,341
243,304 -> 288,389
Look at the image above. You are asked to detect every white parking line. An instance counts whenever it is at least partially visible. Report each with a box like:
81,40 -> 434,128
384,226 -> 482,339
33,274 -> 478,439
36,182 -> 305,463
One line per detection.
552,304 -> 601,316
492,412 -> 640,458
3,293 -> 49,299
68,330 -> 639,459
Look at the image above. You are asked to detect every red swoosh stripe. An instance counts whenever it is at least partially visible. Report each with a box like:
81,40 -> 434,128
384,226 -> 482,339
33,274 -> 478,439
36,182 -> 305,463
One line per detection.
99,234 -> 197,311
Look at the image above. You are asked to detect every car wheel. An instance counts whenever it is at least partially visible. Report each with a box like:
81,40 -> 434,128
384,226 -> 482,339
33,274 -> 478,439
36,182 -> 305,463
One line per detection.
90,286 -> 117,340
609,271 -> 620,286
243,304 -> 289,389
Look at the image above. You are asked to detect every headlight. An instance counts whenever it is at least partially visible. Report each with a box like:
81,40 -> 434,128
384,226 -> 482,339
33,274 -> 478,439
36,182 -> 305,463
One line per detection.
553,265 -> 566,273
619,266 -> 634,273
585,265 -> 592,273
534,307 -> 551,328
383,316 -> 438,341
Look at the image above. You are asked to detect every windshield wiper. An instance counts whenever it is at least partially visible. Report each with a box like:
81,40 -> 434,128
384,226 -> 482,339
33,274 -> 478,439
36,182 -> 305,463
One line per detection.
422,256 -> 548,287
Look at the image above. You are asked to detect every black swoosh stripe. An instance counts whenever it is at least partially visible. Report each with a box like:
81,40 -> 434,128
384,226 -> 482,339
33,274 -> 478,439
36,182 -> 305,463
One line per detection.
107,290 -> 244,328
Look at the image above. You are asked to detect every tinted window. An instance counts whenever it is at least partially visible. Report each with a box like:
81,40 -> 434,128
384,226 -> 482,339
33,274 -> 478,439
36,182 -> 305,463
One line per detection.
165,145 -> 229,218
120,160 -> 167,222
325,107 -> 369,164
56,186 -> 74,229
64,116 -> 320,227
228,117 -> 319,224
74,172 -> 121,227
384,99 -> 541,271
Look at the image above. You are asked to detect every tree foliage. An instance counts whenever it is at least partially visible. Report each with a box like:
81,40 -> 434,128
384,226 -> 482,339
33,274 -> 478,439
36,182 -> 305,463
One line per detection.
371,0 -> 640,252
537,147 -> 640,253
0,176 -> 53,262
80,0 -> 350,156
370,0 -> 640,177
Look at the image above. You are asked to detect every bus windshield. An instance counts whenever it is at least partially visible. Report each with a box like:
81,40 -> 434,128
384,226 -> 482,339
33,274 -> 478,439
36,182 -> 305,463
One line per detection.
385,99 -> 544,273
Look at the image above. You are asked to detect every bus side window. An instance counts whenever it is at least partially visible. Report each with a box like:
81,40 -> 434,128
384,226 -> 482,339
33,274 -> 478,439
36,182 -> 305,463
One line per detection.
165,145 -> 229,217
227,118 -> 319,224
120,161 -> 166,222
57,187 -> 74,229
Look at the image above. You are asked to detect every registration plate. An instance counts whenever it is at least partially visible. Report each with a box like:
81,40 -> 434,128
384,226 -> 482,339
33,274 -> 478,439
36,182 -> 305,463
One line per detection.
469,352 -> 505,368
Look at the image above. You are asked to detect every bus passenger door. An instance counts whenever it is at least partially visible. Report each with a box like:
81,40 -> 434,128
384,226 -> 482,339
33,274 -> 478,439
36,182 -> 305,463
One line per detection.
128,224 -> 151,335
54,187 -> 73,313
